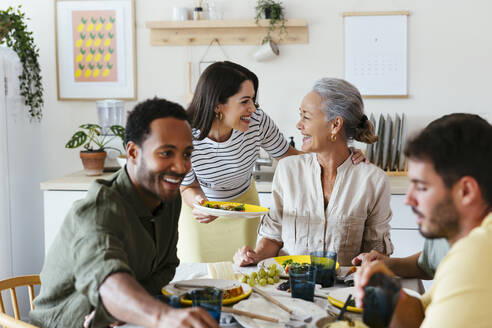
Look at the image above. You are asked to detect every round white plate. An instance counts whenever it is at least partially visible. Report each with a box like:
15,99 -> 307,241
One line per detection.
162,278 -> 252,305
232,295 -> 326,328
193,203 -> 268,219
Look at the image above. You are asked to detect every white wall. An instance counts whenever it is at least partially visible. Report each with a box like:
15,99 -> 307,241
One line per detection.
4,0 -> 492,277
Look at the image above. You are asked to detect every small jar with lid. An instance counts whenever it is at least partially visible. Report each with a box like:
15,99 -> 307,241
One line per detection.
193,7 -> 203,20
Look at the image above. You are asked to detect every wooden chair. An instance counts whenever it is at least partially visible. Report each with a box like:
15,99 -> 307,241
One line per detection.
0,275 -> 40,328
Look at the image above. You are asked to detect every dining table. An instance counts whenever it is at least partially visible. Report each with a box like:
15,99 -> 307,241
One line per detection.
123,262 -> 425,328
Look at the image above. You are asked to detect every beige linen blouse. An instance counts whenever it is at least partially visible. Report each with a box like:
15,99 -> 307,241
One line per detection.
258,153 -> 394,265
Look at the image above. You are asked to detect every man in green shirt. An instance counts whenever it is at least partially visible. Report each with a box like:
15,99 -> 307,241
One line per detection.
30,98 -> 217,328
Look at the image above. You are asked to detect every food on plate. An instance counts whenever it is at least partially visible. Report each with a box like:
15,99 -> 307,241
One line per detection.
277,280 -> 290,292
182,285 -> 244,301
281,259 -> 309,274
240,264 -> 281,287
207,261 -> 235,280
323,320 -> 368,328
205,202 -> 245,211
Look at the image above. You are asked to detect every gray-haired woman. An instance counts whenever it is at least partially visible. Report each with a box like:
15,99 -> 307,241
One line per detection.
234,78 -> 394,266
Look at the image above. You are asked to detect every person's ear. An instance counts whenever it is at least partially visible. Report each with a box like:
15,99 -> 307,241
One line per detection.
126,141 -> 139,164
331,116 -> 344,134
454,176 -> 481,207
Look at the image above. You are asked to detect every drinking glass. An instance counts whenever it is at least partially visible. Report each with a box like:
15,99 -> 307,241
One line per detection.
190,287 -> 223,322
310,251 -> 337,287
289,264 -> 316,302
363,273 -> 401,328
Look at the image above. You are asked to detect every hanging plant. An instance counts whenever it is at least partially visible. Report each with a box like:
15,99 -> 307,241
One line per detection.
254,0 -> 287,41
0,6 -> 44,121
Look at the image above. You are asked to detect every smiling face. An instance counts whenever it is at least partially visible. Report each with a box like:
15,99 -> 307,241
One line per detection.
296,91 -> 332,153
130,117 -> 193,206
405,159 -> 460,239
217,80 -> 256,132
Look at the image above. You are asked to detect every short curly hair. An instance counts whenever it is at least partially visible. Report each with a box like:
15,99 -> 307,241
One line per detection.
405,113 -> 492,206
125,97 -> 189,146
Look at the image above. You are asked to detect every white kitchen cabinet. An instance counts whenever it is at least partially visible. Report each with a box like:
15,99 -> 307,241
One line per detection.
40,171 -> 111,254
43,190 -> 87,253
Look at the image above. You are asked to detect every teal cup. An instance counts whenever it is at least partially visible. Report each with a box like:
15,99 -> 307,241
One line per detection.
310,251 -> 337,287
289,264 -> 316,302
191,287 -> 223,322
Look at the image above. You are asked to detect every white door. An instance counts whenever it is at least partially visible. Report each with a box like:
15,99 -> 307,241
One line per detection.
0,47 -> 13,279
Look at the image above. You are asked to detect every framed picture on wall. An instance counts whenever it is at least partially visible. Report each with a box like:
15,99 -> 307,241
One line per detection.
55,0 -> 136,100
343,11 -> 409,98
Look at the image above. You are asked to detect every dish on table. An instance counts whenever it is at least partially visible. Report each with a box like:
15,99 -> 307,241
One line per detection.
327,287 -> 421,314
257,255 -> 340,278
161,279 -> 252,305
232,295 -> 326,328
316,316 -> 369,328
327,287 -> 362,313
193,201 -> 269,219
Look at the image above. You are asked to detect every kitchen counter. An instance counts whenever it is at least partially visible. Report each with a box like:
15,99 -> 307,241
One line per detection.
40,170 -> 410,194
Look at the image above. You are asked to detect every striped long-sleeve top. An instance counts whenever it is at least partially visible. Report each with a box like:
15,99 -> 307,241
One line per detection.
181,108 -> 290,200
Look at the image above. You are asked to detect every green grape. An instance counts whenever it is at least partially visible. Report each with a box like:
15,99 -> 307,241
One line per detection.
268,264 -> 277,271
276,268 -> 282,275
273,275 -> 280,283
259,278 -> 267,286
248,278 -> 256,287
268,269 -> 276,278
242,274 -> 249,283
251,271 -> 258,279
267,277 -> 274,285
259,268 -> 267,278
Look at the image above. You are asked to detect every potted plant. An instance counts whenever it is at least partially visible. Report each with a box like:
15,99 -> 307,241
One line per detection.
0,6 -> 44,121
254,0 -> 287,42
65,124 -> 125,176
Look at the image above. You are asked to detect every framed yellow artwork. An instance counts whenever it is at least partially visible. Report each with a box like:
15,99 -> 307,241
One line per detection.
55,0 -> 136,100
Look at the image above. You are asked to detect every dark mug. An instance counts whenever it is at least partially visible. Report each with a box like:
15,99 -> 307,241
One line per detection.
363,272 -> 401,328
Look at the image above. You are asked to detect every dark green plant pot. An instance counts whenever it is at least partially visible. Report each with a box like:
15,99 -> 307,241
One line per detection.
264,7 -> 281,19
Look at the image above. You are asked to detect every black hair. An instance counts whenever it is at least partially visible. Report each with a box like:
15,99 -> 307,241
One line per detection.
187,61 -> 259,140
125,97 -> 189,146
404,113 -> 492,206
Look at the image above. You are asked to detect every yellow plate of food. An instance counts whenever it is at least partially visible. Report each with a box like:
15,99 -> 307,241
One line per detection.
161,279 -> 252,305
193,201 -> 269,219
258,255 -> 340,278
327,287 -> 362,313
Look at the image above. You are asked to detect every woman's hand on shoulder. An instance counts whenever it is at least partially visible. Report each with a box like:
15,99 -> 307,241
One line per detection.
349,146 -> 369,164
191,195 -> 218,223
233,246 -> 260,267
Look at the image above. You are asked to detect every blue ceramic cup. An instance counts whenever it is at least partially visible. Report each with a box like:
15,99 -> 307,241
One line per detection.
191,287 -> 223,322
310,251 -> 337,288
289,264 -> 316,302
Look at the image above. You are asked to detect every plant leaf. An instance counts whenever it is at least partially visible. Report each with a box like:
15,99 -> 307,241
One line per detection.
65,131 -> 87,148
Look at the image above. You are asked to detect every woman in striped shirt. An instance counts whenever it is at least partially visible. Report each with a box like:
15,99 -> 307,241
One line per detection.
178,61 -> 363,262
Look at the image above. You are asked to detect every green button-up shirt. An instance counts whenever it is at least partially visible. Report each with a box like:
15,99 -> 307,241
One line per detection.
30,168 -> 180,327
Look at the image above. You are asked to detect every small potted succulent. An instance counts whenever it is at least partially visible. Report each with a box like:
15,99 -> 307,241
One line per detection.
65,124 -> 125,176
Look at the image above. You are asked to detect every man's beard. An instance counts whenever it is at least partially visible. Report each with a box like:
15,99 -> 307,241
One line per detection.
136,160 -> 185,203
415,195 -> 460,240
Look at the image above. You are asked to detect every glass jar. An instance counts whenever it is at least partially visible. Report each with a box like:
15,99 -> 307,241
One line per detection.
193,7 -> 203,20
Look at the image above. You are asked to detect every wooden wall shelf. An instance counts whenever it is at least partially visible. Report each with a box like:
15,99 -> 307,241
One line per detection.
145,19 -> 308,46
